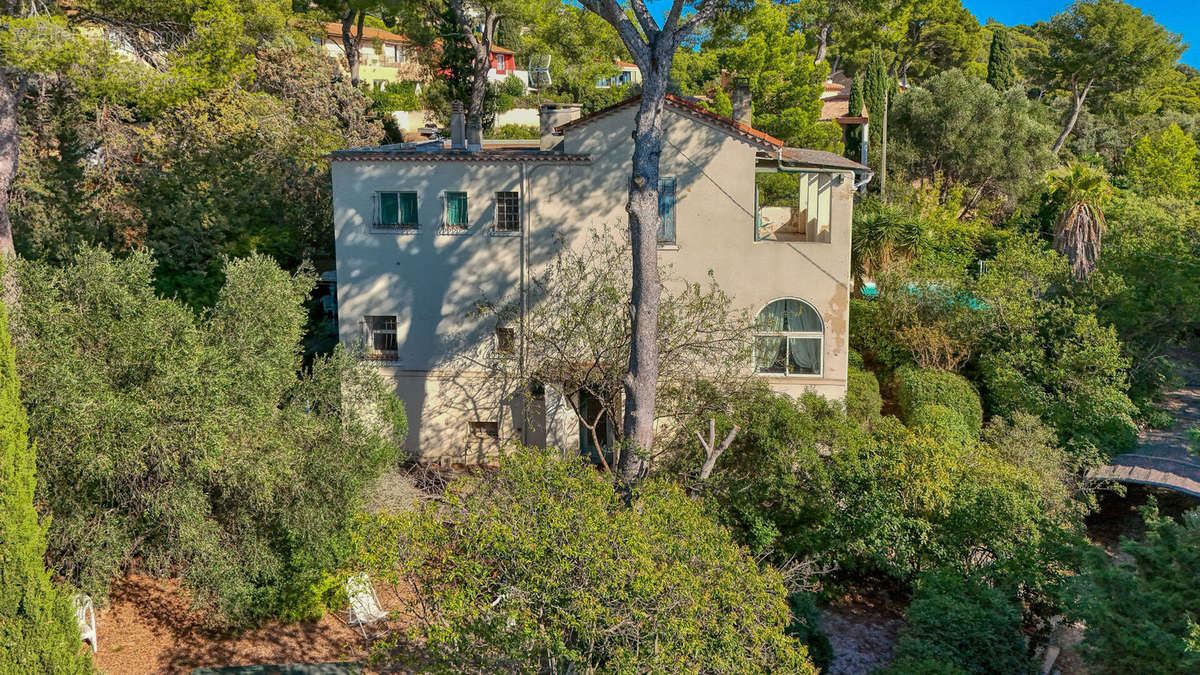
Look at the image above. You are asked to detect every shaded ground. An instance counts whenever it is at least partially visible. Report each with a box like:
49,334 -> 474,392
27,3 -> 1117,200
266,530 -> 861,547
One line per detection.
1089,350 -> 1200,497
93,575 -> 405,674
820,594 -> 905,675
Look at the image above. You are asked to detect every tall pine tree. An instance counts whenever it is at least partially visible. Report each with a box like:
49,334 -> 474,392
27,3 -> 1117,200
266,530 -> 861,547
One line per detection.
0,284 -> 91,673
848,76 -> 865,117
987,28 -> 1018,90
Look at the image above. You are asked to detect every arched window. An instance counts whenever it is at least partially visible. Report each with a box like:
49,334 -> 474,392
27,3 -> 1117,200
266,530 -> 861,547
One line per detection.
753,298 -> 823,376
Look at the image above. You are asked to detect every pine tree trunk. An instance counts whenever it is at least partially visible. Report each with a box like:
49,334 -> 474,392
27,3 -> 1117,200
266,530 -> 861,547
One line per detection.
814,24 -> 831,64
340,10 -> 364,88
1053,81 -> 1091,154
618,50 -> 670,482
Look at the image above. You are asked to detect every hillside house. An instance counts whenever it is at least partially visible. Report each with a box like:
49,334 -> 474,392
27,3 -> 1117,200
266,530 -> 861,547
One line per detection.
487,45 -> 530,90
330,92 -> 870,462
319,22 -> 422,90
597,61 -> 643,88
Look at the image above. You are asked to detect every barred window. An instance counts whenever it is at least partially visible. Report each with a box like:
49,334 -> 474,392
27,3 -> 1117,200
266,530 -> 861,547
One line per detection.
363,315 -> 398,360
494,191 -> 520,232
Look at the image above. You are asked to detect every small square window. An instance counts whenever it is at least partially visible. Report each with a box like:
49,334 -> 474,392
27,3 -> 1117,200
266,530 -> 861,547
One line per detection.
363,315 -> 398,360
494,191 -> 520,232
496,326 -> 516,354
444,191 -> 468,229
469,421 -> 499,439
377,192 -> 418,229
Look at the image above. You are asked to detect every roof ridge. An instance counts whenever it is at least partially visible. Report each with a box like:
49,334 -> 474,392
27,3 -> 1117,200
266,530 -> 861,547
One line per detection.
555,94 -> 783,150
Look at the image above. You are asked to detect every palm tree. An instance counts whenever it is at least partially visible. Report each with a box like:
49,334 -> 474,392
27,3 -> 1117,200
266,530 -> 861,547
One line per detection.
851,200 -> 922,290
1046,163 -> 1111,281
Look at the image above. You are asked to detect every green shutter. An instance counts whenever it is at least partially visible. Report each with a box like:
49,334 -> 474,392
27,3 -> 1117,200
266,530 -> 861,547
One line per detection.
399,193 -> 418,226
657,178 -> 676,244
379,193 -> 399,225
446,192 -> 468,227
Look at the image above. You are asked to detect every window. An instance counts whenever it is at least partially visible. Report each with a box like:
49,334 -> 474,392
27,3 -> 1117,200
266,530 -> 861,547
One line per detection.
658,177 -> 677,245
753,299 -> 823,376
443,191 -> 468,230
754,171 -> 834,243
377,192 -> 418,229
469,421 -> 499,439
496,326 -> 516,354
494,191 -> 520,232
363,315 -> 398,360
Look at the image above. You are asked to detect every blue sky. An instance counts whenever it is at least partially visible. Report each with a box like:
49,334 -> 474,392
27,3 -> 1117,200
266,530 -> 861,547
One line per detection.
646,0 -> 1197,67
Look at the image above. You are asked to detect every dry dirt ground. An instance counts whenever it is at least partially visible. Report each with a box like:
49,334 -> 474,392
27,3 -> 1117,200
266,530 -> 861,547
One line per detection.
92,575 -> 396,674
820,595 -> 904,675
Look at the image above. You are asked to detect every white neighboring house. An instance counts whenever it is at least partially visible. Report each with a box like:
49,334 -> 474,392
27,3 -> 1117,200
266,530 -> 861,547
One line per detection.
596,60 -> 642,88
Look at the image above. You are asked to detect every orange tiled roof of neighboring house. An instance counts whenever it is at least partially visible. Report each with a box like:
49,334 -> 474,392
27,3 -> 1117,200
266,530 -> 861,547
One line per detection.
557,94 -> 784,150
323,22 -> 408,43
616,60 -> 638,68
490,45 -> 515,55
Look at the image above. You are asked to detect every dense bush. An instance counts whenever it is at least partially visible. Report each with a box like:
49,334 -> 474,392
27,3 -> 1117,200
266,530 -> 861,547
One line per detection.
895,366 -> 983,439
1069,503 -> 1200,673
846,366 -> 883,428
487,123 -> 540,139
908,404 -> 976,447
786,592 -> 834,672
366,80 -> 421,113
358,447 -> 815,673
1122,123 -> 1199,199
885,571 -> 1031,675
15,250 -> 407,626
0,293 -> 92,674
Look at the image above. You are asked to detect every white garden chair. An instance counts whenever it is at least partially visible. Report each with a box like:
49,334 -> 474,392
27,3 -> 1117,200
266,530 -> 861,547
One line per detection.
344,573 -> 388,640
73,594 -> 97,653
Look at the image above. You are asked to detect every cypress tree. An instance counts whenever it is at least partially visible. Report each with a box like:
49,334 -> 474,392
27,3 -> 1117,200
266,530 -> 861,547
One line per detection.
863,47 -> 890,122
848,76 -> 865,117
0,288 -> 91,673
987,28 -> 1018,91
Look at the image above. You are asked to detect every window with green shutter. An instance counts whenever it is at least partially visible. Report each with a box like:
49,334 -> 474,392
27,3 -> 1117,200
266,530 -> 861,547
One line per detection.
377,192 -> 418,229
444,191 -> 468,229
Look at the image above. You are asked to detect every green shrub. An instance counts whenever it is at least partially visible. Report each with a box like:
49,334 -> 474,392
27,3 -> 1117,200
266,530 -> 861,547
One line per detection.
360,447 -> 815,673
848,349 -> 865,369
908,404 -> 975,447
487,123 -> 540,139
1069,503 -> 1200,673
846,366 -> 883,427
895,366 -> 983,438
366,80 -> 421,113
850,298 -> 913,371
886,570 -> 1031,675
0,289 -> 93,674
16,250 -> 407,626
787,592 -> 833,672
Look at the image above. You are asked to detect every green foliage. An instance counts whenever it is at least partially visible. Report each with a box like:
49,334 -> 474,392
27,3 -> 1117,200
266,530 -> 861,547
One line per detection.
15,250 -> 406,626
487,123 -> 539,140
366,80 -> 421,113
886,570 -> 1031,675
0,283 -> 92,674
986,28 -> 1018,91
978,298 -> 1136,462
847,74 -> 865,117
851,198 -> 922,286
863,46 -> 892,122
704,0 -> 833,148
1123,124 -> 1200,199
891,69 -> 1057,208
786,592 -> 834,672
1069,503 -> 1200,673
846,366 -> 883,428
895,367 -> 983,439
359,447 -> 815,673
908,404 -> 976,447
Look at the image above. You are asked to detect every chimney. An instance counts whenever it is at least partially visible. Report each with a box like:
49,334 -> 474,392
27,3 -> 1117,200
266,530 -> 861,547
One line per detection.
466,116 -> 483,151
539,103 -> 583,151
450,101 -> 466,150
732,78 -> 752,127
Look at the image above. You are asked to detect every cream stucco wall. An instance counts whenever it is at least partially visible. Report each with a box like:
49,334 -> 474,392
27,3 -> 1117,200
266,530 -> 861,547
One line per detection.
332,105 -> 855,461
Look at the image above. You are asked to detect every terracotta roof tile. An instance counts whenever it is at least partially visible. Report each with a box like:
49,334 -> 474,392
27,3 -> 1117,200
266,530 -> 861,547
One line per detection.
323,22 -> 408,43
